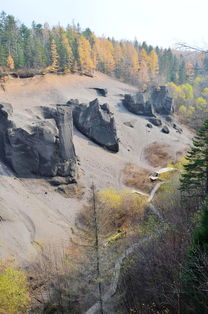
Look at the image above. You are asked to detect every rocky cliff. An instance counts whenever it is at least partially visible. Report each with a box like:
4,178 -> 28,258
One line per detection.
122,86 -> 174,116
70,98 -> 119,153
0,103 -> 77,182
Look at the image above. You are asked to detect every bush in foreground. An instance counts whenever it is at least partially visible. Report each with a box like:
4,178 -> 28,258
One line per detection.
0,263 -> 30,313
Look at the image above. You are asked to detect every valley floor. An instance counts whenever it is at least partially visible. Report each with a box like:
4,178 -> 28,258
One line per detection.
0,72 -> 193,263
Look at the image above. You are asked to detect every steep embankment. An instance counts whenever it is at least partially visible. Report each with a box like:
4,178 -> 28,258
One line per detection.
0,72 -> 192,263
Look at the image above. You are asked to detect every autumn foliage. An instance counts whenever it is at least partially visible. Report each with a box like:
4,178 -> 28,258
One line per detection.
0,263 -> 30,313
0,12 -> 198,87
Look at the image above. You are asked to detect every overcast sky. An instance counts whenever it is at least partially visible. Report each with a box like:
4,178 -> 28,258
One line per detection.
1,0 -> 208,48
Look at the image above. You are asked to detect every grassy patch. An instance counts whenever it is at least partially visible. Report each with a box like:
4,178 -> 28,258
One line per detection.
123,164 -> 154,193
56,184 -> 84,199
144,142 -> 173,167
78,187 -> 147,236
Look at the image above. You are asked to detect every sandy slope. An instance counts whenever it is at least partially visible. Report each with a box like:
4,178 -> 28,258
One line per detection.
0,72 -> 193,263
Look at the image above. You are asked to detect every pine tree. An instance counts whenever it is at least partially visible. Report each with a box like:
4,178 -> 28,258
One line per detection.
193,196 -> 208,249
60,32 -> 73,72
178,60 -> 186,84
172,56 -> 179,83
6,54 -> 14,70
32,40 -> 47,69
82,28 -> 96,48
204,55 -> 208,75
194,62 -> 200,78
182,197 -> 208,313
19,24 -> 32,68
180,119 -> 208,201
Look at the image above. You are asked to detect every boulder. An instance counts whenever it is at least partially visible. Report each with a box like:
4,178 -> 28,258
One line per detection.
146,123 -> 153,128
72,98 -> 119,152
122,93 -> 154,116
122,86 -> 174,116
161,125 -> 170,134
148,117 -> 162,126
92,88 -> 108,97
173,123 -> 183,134
0,103 -> 77,182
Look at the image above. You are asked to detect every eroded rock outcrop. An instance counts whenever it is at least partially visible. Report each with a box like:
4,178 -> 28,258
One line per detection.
122,86 -> 174,116
0,103 -> 77,182
71,98 -> 119,152
122,93 -> 154,116
150,86 -> 174,115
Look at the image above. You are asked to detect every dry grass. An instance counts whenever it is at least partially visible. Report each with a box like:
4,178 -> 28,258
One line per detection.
144,142 -> 173,167
123,164 -> 154,193
56,184 -> 84,199
78,187 -> 147,236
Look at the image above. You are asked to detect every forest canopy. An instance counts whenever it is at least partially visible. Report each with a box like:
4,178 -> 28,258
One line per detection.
0,11 -> 205,86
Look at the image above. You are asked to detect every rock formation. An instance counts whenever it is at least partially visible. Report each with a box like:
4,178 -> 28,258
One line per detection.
161,125 -> 170,134
173,123 -> 183,134
91,88 -> 108,97
148,117 -> 162,126
122,93 -> 154,116
150,86 -> 174,115
71,98 -> 119,152
146,123 -> 153,128
122,86 -> 174,116
0,103 -> 77,182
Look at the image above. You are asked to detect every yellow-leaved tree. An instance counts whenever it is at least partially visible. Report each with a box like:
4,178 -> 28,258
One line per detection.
113,41 -> 123,78
149,50 -> 159,78
94,38 -> 115,75
0,265 -> 30,313
78,35 -> 95,74
6,55 -> 15,71
48,39 -> 59,73
138,48 -> 149,84
122,43 -> 139,83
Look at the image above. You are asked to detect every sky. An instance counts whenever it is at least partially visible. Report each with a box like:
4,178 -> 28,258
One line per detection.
1,0 -> 208,48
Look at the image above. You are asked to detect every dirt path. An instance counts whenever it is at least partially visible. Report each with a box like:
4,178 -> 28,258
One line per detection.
85,167 -> 174,313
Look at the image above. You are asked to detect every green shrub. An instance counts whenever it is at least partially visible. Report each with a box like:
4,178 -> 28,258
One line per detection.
0,264 -> 30,313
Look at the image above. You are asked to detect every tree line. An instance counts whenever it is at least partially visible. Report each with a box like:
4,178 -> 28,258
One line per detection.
0,11 -> 204,86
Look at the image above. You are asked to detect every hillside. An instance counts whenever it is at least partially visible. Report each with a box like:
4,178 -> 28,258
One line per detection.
0,72 -> 192,264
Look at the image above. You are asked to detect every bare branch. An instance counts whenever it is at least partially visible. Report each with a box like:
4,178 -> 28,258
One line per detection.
176,42 -> 208,54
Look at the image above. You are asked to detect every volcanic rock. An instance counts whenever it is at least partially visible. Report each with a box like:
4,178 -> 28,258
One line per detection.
0,103 -> 77,182
72,98 -> 119,152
